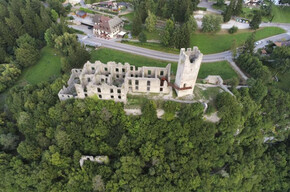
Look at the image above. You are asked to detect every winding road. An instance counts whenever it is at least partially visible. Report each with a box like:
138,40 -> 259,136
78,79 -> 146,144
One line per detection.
78,22 -> 290,63
72,1 -> 290,81
77,22 -> 290,81
78,33 -> 232,63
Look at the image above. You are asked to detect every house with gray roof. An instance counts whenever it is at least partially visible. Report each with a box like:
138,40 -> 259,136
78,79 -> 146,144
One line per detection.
93,14 -> 124,38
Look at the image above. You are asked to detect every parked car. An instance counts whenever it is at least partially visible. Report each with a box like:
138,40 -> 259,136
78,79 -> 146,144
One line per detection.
88,26 -> 93,29
255,41 -> 262,45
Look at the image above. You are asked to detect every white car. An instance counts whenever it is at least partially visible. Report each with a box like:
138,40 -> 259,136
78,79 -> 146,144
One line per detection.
255,41 -> 262,45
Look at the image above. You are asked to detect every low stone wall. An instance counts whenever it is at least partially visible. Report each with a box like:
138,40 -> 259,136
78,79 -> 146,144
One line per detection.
79,156 -> 109,167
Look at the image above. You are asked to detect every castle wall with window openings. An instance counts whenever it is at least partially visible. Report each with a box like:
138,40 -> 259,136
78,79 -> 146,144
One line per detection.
58,60 -> 171,102
58,47 -> 203,102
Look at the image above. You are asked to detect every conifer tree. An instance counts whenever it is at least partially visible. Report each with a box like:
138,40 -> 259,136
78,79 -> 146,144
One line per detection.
250,11 -> 262,30
132,13 -> 142,36
138,31 -> 147,43
234,0 -> 243,16
223,0 -> 234,22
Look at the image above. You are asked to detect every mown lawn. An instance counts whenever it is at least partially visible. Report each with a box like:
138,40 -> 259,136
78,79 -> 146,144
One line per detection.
121,12 -> 134,22
271,6 -> 290,23
198,61 -> 239,80
19,46 -> 62,85
122,41 -> 180,54
143,30 -> 162,40
191,27 -> 285,54
91,48 -> 239,81
90,48 -> 176,70
122,27 -> 285,54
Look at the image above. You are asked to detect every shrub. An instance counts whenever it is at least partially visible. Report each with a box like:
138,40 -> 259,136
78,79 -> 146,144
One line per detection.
197,7 -> 207,11
138,32 -> 147,43
206,103 -> 215,115
228,26 -> 238,34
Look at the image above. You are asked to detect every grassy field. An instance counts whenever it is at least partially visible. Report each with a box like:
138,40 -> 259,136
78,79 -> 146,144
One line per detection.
271,6 -> 290,23
91,48 -> 175,70
122,41 -> 179,54
79,7 -> 98,14
276,70 -> 290,92
122,27 -> 285,54
212,4 -> 227,11
19,47 -> 62,85
143,30 -> 162,40
91,48 -> 239,81
0,47 -> 62,109
194,86 -> 222,101
121,12 -> 134,22
191,27 -> 285,54
241,7 -> 259,20
79,7 -> 117,16
198,61 -> 239,80
241,6 -> 290,23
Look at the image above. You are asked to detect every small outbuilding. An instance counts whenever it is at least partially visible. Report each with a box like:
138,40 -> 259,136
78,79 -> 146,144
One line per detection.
274,40 -> 290,47
76,10 -> 87,18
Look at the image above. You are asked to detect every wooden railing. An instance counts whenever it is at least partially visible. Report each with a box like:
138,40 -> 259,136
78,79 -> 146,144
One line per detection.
160,77 -> 192,90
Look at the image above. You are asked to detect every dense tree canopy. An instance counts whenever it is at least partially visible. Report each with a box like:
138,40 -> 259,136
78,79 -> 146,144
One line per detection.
133,0 -> 199,23
0,1 -> 289,191
0,0 -> 54,92
250,11 -> 262,30
0,74 -> 288,191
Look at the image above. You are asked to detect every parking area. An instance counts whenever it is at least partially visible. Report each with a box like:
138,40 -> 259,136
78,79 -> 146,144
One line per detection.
70,24 -> 94,35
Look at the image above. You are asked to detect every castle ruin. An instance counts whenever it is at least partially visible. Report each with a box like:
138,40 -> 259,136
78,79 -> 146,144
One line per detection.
58,47 -> 203,102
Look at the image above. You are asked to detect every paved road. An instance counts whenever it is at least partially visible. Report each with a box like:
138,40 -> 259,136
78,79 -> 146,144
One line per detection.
78,33 -> 232,62
75,21 -> 290,62
72,0 -> 290,81
76,22 -> 290,81
255,32 -> 290,50
198,0 -> 222,14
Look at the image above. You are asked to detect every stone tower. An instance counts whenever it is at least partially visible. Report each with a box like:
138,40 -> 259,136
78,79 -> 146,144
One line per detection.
174,47 -> 203,97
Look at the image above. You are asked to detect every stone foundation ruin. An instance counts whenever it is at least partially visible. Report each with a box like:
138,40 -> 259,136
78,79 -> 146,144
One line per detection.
58,47 -> 203,102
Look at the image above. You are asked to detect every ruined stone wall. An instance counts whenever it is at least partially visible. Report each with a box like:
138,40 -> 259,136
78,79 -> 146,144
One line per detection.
125,64 -> 171,94
59,61 -> 171,102
86,83 -> 127,102
58,69 -> 82,100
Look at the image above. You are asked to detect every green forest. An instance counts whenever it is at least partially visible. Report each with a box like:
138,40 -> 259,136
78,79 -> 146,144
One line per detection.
1,74 -> 289,191
0,0 -> 289,191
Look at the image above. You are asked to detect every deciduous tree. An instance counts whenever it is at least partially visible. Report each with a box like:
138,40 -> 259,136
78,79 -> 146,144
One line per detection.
145,11 -> 157,32
202,14 -> 222,33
